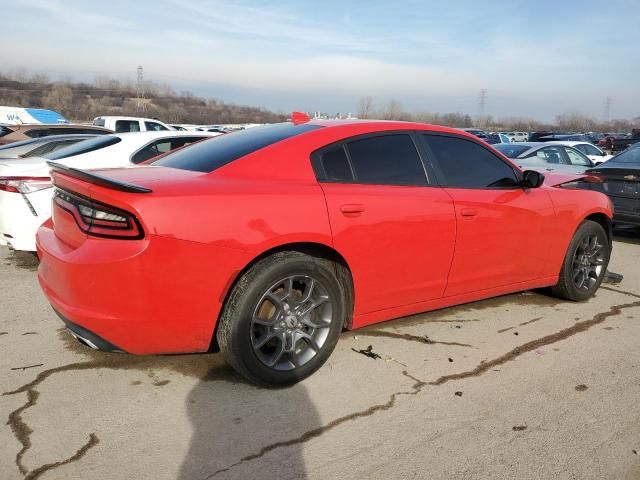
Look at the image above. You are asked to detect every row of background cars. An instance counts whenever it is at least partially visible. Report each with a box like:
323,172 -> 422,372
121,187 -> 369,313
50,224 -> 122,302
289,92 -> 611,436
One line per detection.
0,117 -> 226,250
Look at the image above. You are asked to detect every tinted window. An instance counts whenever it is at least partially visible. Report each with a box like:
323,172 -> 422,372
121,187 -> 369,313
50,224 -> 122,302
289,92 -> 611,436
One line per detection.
145,121 -> 168,131
423,135 -> 519,188
155,123 -> 321,173
345,134 -> 427,186
115,120 -> 140,133
318,145 -> 352,182
46,136 -> 122,160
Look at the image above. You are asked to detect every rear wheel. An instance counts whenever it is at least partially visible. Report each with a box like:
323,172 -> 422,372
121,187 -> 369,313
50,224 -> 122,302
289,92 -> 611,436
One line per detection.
550,220 -> 610,301
217,251 -> 345,386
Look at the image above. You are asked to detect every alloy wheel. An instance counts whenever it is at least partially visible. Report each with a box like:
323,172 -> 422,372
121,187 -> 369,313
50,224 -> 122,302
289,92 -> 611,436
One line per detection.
572,234 -> 606,292
250,275 -> 332,371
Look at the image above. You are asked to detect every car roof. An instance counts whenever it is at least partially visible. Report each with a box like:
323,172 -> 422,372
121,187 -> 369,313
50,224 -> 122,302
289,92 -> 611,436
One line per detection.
95,116 -> 169,122
4,124 -> 111,132
543,141 -> 591,147
307,119 -> 477,137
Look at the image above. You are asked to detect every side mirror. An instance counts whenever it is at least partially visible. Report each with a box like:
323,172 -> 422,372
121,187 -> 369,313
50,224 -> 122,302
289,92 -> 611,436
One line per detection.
522,170 -> 545,188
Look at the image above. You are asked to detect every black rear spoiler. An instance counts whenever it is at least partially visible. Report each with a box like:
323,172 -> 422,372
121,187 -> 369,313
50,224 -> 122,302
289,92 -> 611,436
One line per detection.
47,161 -> 152,193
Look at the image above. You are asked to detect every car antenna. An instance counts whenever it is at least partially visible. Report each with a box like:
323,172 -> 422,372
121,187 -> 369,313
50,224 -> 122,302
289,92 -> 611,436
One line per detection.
291,111 -> 310,125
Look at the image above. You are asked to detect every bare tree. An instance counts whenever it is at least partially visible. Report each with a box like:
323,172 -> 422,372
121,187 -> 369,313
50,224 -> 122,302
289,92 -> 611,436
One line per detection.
380,99 -> 405,120
357,96 -> 375,118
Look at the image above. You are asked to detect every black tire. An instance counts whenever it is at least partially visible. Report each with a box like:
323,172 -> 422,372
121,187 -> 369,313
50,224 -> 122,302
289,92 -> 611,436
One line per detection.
217,251 -> 346,386
550,220 -> 610,301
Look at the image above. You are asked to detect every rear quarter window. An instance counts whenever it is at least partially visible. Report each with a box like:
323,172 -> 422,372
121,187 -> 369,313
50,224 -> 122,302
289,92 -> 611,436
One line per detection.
154,123 -> 321,173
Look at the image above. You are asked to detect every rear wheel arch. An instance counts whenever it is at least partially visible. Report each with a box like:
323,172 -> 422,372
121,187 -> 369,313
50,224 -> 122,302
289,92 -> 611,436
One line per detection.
209,242 -> 355,353
584,212 -> 612,247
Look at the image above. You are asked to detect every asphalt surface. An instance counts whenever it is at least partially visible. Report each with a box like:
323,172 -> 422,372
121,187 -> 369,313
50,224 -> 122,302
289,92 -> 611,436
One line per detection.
1,229 -> 640,480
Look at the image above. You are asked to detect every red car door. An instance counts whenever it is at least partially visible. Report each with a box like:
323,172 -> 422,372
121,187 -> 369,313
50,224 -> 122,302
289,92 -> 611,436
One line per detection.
421,133 -> 556,296
312,133 -> 456,316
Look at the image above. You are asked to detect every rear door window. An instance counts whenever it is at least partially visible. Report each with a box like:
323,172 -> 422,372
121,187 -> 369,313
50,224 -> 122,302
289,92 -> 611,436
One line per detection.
422,134 -> 519,188
115,120 -> 141,133
345,134 -> 427,186
531,146 -> 566,165
312,134 -> 429,186
145,121 -> 169,131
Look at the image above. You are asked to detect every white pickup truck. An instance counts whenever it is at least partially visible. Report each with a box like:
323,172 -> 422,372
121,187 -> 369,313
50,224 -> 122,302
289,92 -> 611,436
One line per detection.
93,116 -> 174,133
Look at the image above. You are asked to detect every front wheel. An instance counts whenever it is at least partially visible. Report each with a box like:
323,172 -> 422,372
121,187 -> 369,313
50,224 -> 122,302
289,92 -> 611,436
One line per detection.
550,220 -> 610,301
217,251 -> 346,386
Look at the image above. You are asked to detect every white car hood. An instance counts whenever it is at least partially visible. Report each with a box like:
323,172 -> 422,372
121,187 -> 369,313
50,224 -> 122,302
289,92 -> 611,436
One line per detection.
0,152 -> 118,178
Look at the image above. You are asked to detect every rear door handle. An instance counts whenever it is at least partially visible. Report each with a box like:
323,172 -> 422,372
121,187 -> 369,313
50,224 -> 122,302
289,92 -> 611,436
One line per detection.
340,204 -> 365,217
460,208 -> 478,217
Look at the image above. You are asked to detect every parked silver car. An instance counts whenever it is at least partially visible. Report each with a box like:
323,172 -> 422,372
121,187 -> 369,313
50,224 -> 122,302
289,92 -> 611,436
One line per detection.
494,142 -> 594,174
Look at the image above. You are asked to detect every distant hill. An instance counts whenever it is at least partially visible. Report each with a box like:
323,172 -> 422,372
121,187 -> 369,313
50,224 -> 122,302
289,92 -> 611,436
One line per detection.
0,73 -> 287,124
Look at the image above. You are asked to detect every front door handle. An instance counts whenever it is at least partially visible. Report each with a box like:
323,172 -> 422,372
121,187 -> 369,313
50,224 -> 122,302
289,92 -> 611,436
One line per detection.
340,204 -> 365,217
460,208 -> 478,217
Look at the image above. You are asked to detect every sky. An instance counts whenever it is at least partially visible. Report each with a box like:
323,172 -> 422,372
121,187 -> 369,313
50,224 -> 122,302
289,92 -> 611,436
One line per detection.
3,0 -> 640,121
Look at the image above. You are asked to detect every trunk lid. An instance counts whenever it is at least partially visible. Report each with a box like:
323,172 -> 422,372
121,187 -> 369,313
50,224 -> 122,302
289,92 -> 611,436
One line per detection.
587,166 -> 640,199
48,165 -> 208,248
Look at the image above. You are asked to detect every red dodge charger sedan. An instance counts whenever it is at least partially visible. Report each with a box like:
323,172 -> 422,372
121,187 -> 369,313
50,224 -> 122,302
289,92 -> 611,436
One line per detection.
37,119 -> 613,385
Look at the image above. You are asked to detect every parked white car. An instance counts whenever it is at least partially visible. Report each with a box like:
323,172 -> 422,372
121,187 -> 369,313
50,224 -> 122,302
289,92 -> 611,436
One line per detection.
502,132 -> 529,142
546,141 -> 613,164
93,116 -> 174,133
0,131 -> 218,251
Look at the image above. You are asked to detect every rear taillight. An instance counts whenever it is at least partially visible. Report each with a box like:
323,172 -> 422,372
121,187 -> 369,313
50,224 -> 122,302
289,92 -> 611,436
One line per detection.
0,177 -> 52,194
53,188 -> 144,239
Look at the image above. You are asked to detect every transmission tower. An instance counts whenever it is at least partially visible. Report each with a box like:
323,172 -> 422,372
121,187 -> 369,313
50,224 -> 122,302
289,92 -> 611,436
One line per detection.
479,89 -> 488,124
604,96 -> 612,123
136,65 -> 145,112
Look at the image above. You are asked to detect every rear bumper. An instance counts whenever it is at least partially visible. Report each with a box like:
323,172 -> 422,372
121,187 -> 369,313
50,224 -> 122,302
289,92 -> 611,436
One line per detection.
610,196 -> 640,225
37,219 -> 251,354
54,308 -> 124,352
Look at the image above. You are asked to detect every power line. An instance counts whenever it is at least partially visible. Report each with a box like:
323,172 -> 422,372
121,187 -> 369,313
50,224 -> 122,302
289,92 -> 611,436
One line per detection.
136,65 -> 145,112
479,89 -> 488,122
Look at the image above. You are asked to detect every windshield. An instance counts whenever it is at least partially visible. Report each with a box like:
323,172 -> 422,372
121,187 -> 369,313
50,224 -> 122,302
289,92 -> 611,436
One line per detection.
46,136 -> 121,160
155,123 -> 321,173
493,144 -> 531,158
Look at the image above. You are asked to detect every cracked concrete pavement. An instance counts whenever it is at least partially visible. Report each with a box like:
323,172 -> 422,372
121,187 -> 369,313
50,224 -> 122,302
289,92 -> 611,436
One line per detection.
1,228 -> 640,480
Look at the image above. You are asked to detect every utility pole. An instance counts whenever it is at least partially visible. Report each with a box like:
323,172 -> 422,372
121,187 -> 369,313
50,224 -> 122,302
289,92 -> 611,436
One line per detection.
604,96 -> 612,123
479,89 -> 488,125
136,65 -> 145,112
